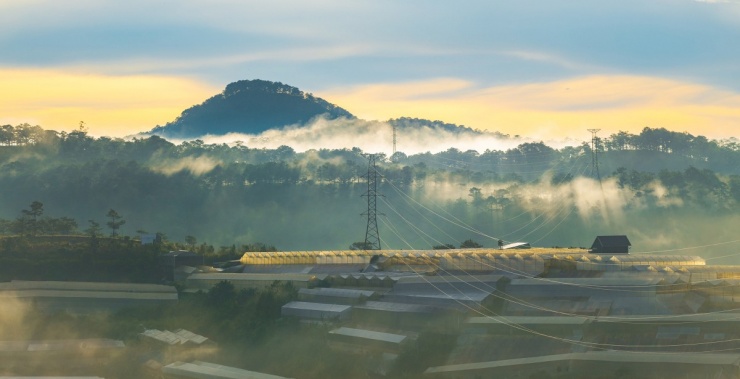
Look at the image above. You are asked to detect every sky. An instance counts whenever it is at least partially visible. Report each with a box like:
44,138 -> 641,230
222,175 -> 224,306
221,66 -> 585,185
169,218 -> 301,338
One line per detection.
1,0 -> 740,141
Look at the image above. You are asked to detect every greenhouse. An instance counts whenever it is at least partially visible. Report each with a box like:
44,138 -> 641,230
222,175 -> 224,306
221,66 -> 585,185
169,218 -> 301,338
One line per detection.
163,360 -> 291,379
280,301 -> 351,321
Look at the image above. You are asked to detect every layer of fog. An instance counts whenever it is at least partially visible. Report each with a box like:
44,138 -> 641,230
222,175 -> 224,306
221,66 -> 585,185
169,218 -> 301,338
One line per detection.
169,117 -> 536,155
150,155 -> 222,176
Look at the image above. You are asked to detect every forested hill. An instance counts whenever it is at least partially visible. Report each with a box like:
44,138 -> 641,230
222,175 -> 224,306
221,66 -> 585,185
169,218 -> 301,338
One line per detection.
388,118 -> 488,135
148,79 -> 354,138
1,124 -> 739,253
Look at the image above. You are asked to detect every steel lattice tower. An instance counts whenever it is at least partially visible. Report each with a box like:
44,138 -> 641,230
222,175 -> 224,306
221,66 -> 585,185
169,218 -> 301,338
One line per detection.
362,154 -> 383,250
587,129 -> 601,182
392,124 -> 397,156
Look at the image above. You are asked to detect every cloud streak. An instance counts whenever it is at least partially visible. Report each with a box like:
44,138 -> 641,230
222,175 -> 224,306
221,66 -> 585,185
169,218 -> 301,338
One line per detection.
150,156 -> 222,176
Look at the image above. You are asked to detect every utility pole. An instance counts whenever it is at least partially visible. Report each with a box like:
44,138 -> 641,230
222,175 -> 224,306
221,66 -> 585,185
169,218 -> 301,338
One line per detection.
362,154 -> 383,250
587,129 -> 601,182
392,124 -> 397,157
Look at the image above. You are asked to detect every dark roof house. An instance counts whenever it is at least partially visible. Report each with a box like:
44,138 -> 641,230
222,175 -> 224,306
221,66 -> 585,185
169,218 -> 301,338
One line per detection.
590,235 -> 631,254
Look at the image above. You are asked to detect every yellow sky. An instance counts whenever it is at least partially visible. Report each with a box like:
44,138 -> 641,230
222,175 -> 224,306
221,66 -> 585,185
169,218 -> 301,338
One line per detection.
319,76 -> 740,141
0,68 -> 218,137
2,68 -> 739,140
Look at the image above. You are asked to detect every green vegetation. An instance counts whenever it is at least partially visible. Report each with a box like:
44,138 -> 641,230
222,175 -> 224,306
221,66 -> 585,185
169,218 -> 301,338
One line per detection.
1,122 -> 738,377
1,123 -> 739,256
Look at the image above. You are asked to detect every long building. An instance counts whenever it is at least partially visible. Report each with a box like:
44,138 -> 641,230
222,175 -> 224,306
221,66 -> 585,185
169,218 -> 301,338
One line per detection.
0,280 -> 178,313
239,249 -> 706,277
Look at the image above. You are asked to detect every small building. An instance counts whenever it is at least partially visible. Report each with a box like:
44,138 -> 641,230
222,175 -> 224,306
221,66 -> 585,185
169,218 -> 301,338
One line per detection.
328,327 -> 409,354
590,235 -> 631,254
383,275 -> 506,312
185,273 -> 321,292
281,301 -> 351,321
298,287 -> 375,305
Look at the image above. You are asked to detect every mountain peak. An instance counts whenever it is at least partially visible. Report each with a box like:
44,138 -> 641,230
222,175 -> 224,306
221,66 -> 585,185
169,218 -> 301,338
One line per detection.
223,79 -> 304,97
149,79 -> 353,139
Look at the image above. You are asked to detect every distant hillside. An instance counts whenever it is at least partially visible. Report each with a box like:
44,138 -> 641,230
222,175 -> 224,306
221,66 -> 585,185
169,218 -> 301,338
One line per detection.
388,117 -> 511,138
149,79 -> 354,138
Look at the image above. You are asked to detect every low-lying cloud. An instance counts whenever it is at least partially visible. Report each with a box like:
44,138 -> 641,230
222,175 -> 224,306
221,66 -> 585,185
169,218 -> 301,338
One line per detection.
150,156 -> 222,176
181,116 -> 525,155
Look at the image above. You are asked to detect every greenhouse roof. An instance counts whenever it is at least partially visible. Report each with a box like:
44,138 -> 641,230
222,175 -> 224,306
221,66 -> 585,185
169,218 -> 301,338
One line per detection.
329,327 -> 407,344
163,360 -> 291,379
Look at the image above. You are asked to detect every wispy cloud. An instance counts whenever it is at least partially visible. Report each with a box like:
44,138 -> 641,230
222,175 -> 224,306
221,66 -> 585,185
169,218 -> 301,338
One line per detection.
499,50 -> 599,71
62,44 -> 379,75
150,156 -> 222,176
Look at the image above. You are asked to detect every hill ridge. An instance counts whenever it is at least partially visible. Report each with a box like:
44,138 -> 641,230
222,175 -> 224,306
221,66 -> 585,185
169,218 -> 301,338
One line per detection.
149,79 -> 354,138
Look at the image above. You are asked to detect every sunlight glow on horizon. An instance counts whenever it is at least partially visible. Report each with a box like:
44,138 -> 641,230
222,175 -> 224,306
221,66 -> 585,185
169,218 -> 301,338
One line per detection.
2,68 -> 740,141
0,68 -> 219,137
318,75 -> 740,141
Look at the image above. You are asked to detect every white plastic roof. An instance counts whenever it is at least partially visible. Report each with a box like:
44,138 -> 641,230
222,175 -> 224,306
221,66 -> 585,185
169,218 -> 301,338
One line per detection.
163,360 -> 292,379
329,327 -> 407,344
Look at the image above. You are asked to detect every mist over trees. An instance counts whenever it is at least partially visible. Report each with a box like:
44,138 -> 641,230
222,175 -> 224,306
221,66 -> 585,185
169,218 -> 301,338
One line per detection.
1,123 -> 739,259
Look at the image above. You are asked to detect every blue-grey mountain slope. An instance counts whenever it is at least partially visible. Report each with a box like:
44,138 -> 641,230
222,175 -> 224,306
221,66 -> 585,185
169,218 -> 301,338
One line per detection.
148,79 -> 354,139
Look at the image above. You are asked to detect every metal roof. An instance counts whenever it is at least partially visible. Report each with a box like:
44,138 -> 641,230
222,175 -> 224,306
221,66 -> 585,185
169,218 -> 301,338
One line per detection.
163,360 -> 292,379
592,235 -> 631,248
509,277 -> 665,287
355,301 -> 440,314
281,301 -> 351,313
243,248 -> 590,260
394,274 -> 506,285
388,291 -> 491,301
298,287 -> 375,299
502,242 -> 531,250
141,329 -> 209,345
1,289 -> 178,301
329,327 -> 407,344
188,273 -> 322,282
0,280 -> 176,293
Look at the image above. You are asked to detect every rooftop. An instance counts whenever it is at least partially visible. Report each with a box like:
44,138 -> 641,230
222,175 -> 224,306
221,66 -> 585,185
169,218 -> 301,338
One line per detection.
329,327 -> 407,344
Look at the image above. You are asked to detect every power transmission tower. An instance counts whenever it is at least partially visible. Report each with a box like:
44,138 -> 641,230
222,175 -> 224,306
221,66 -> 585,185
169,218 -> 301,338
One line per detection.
587,129 -> 601,182
362,154 -> 383,250
392,124 -> 397,156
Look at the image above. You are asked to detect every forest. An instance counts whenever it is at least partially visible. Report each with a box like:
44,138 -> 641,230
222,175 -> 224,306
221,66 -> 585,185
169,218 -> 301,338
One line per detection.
1,123 -> 739,262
